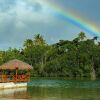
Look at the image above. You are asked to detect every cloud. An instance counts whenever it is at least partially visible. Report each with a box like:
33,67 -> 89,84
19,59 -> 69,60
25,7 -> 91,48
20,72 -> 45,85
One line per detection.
0,0 -> 55,32
0,0 -> 57,49
0,0 -> 99,50
0,0 -> 15,12
0,0 -> 83,50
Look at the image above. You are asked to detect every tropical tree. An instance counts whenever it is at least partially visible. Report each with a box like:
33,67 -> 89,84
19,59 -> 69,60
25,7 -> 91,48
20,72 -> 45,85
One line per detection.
78,32 -> 86,41
34,34 -> 46,46
93,36 -> 98,41
24,39 -> 33,48
0,32 -> 100,78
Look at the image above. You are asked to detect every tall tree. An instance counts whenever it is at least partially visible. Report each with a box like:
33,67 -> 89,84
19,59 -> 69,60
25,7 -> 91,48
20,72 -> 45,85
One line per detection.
24,39 -> 33,48
34,34 -> 46,46
93,36 -> 98,41
78,32 -> 86,41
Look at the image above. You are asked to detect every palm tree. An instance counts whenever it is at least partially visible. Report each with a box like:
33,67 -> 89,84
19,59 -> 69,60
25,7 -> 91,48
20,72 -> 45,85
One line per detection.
78,32 -> 86,41
34,34 -> 45,46
24,39 -> 33,48
93,36 -> 98,41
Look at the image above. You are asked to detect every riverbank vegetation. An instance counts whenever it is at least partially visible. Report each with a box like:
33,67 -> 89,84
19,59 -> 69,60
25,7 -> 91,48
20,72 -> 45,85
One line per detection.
0,32 -> 100,79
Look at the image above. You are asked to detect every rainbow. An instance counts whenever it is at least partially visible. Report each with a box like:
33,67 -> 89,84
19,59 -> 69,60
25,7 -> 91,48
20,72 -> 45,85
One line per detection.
44,0 -> 100,38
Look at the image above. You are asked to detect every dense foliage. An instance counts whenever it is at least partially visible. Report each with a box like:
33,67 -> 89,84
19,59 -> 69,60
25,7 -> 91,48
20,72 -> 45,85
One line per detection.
0,32 -> 100,79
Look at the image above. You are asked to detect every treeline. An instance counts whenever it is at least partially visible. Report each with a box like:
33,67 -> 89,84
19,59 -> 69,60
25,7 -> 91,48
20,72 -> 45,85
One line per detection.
0,32 -> 100,79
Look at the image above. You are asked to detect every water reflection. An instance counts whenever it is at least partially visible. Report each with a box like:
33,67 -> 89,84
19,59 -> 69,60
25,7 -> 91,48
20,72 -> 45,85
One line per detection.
28,87 -> 100,100
28,79 -> 100,100
0,79 -> 100,100
0,87 -> 30,99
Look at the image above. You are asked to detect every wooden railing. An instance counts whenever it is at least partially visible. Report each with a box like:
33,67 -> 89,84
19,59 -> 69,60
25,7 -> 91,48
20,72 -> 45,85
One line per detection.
0,74 -> 30,83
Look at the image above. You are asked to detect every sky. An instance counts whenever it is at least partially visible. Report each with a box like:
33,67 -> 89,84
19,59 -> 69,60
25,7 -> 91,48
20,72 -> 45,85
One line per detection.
0,0 -> 100,50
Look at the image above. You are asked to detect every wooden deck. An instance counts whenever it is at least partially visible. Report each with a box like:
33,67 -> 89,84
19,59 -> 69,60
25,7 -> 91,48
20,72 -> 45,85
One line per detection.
0,75 -> 30,83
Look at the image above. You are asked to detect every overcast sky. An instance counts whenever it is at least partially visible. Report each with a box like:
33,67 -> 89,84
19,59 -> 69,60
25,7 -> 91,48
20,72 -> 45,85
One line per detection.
0,0 -> 100,50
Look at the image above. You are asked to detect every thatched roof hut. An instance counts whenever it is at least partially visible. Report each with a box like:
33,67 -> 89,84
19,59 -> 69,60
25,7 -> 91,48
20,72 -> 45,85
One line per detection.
0,59 -> 33,70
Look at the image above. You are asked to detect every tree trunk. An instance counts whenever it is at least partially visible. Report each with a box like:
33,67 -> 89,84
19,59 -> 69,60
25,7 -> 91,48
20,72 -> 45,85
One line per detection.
40,56 -> 44,72
90,66 -> 96,80
90,59 -> 96,80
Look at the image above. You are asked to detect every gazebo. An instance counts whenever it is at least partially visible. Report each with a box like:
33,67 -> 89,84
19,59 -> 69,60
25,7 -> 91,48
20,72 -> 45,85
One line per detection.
0,59 -> 33,83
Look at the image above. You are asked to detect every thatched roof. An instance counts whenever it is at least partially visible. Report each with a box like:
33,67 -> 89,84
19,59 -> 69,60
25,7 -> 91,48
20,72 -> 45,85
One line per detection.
0,59 -> 33,70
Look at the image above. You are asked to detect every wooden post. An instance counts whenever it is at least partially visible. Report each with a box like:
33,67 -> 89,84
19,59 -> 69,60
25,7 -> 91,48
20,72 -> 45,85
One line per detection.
1,69 -> 3,83
16,67 -> 18,82
27,70 -> 30,81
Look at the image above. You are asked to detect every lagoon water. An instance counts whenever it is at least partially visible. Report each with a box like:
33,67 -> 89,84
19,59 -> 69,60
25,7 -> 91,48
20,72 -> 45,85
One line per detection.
0,78 -> 100,100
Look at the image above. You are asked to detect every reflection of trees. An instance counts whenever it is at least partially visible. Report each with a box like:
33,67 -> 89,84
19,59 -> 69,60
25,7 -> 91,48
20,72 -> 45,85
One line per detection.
28,87 -> 100,100
1,86 -> 99,100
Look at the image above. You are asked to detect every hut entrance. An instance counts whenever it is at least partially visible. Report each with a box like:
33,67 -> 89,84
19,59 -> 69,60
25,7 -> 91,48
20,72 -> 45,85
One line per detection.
0,59 -> 33,83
